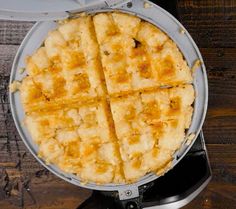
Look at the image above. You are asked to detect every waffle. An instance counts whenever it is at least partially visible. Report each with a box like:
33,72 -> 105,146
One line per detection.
18,12 -> 194,184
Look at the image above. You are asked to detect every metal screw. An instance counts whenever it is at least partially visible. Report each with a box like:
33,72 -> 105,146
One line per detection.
127,2 -> 133,8
129,204 -> 134,209
125,190 -> 132,196
126,202 -> 138,209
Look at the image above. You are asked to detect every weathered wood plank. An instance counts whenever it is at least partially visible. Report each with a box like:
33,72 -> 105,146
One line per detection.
0,177 -> 91,209
0,21 -> 33,45
200,47 -> 236,144
0,45 -> 18,76
178,0 -> 236,48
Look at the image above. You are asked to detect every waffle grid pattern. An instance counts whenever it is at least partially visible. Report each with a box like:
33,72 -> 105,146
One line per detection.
19,12 -> 194,183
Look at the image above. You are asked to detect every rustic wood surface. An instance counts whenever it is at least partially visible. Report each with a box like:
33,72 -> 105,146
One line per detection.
0,0 -> 236,208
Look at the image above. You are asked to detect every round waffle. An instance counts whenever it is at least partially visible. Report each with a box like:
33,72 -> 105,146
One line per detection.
19,12 -> 194,184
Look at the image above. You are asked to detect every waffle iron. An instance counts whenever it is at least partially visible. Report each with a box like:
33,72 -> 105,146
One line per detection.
1,0 -> 211,208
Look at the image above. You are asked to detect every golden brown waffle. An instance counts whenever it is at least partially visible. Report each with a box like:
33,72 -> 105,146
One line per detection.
19,12 -> 194,184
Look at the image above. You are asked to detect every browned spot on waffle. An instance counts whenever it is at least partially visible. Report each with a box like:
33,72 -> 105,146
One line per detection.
159,56 -> 175,78
138,62 -> 152,78
96,163 -> 109,174
128,135 -> 140,145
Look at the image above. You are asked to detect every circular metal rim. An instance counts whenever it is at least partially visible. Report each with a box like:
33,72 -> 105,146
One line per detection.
9,0 -> 208,192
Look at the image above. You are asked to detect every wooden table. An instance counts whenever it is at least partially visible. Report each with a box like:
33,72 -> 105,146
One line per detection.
0,0 -> 236,208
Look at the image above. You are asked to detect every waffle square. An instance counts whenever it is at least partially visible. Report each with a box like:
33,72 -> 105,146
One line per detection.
93,13 -> 192,96
17,12 -> 195,184
24,18 -> 105,112
110,85 -> 194,181
25,101 -> 113,143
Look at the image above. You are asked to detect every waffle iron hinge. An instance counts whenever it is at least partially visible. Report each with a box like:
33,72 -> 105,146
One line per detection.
118,186 -> 140,200
117,186 -> 142,209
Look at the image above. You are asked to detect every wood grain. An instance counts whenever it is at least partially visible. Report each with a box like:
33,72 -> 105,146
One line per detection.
178,0 -> 236,48
199,47 -> 236,144
0,21 -> 33,45
0,0 -> 236,208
